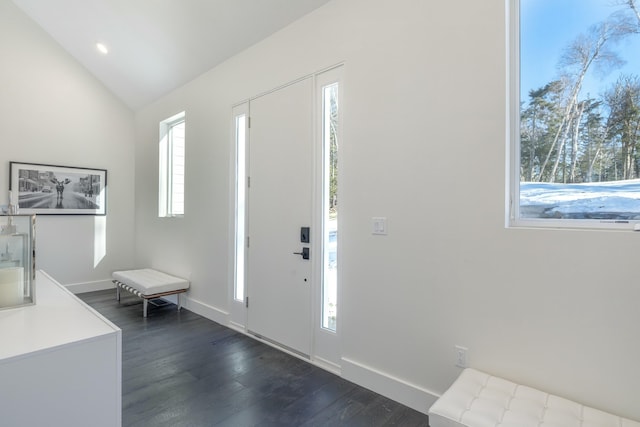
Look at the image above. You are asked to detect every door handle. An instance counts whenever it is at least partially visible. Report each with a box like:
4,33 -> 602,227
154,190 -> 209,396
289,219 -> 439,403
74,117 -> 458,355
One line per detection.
293,247 -> 310,260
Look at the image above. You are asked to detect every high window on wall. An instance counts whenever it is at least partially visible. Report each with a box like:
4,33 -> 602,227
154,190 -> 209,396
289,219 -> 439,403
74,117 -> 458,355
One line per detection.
159,111 -> 186,217
321,81 -> 339,332
510,0 -> 640,229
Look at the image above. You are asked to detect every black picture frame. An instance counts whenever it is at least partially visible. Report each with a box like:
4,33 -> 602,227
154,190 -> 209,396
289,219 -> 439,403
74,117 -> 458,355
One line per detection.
9,161 -> 107,215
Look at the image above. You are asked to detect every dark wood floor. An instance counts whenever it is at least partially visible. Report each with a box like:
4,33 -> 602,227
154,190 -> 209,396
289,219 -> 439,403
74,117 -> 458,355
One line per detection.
78,289 -> 430,427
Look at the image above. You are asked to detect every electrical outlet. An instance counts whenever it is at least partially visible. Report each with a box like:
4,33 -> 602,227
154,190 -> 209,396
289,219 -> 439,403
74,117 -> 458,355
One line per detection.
455,345 -> 468,368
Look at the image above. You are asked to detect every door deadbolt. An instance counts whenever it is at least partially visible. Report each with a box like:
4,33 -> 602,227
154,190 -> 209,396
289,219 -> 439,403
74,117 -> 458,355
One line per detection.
293,247 -> 310,260
300,227 -> 310,243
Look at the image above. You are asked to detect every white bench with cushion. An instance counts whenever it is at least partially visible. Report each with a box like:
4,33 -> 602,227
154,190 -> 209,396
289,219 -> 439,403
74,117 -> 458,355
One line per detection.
112,269 -> 189,318
429,368 -> 640,427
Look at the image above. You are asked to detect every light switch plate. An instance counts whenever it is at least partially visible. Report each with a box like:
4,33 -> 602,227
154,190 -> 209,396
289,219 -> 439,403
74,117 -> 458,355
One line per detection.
372,217 -> 387,235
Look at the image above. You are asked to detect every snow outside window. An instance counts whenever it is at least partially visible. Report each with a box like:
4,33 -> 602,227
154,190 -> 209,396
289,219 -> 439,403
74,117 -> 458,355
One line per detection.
510,0 -> 640,229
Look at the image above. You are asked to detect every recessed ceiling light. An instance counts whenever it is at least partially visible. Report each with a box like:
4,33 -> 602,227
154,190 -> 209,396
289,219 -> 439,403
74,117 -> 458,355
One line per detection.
96,42 -> 109,55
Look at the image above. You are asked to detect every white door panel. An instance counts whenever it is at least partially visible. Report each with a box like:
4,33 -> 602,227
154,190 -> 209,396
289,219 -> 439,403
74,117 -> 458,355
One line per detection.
247,78 -> 313,356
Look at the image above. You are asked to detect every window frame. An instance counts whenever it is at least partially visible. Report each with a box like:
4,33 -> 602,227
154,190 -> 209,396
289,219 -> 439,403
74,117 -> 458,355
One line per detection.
159,111 -> 186,218
508,0 -> 639,231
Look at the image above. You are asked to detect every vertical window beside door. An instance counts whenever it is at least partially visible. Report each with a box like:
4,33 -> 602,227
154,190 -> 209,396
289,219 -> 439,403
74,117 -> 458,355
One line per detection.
159,111 -> 186,217
234,113 -> 247,302
322,82 -> 339,331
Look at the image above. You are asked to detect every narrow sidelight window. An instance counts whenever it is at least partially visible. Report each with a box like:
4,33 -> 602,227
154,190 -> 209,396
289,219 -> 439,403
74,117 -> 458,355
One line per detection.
234,113 -> 247,302
322,82 -> 339,331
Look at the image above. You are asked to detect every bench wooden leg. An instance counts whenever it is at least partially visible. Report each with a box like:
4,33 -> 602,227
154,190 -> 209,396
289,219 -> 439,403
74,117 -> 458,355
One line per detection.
116,286 -> 121,302
177,293 -> 182,312
143,299 -> 148,318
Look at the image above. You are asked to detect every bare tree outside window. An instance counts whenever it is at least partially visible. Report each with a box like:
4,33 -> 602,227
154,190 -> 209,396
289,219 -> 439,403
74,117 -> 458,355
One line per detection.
516,0 -> 640,223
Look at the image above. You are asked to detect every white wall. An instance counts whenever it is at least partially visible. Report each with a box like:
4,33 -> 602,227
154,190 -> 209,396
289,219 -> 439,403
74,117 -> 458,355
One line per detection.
134,0 -> 640,420
0,0 -> 136,290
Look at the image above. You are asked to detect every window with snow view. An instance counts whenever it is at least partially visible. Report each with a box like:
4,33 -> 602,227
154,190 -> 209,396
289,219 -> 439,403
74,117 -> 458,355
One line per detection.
512,0 -> 640,228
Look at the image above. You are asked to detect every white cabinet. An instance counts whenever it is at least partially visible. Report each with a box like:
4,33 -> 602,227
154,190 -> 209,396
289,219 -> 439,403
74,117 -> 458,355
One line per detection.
0,271 -> 121,427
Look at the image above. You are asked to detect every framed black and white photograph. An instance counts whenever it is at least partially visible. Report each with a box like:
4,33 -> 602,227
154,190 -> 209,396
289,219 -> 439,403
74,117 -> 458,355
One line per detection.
9,162 -> 107,215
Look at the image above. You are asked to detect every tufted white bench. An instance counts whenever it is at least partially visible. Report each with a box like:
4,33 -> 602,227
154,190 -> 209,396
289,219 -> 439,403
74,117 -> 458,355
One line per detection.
112,269 -> 189,318
429,368 -> 640,427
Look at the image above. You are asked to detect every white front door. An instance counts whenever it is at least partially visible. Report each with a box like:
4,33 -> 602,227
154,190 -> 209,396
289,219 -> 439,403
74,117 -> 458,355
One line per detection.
247,77 -> 314,356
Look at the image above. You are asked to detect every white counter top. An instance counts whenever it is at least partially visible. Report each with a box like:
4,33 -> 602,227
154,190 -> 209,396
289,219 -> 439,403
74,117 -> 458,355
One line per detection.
0,270 -> 120,361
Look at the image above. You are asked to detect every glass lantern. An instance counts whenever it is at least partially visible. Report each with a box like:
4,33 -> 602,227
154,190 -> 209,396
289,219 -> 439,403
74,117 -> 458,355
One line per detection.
0,215 -> 35,310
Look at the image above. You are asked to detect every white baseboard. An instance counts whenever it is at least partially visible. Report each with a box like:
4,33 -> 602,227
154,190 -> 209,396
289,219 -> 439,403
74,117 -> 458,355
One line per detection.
227,320 -> 246,333
313,356 -> 341,376
341,357 -> 439,415
65,279 -> 115,294
183,296 -> 228,325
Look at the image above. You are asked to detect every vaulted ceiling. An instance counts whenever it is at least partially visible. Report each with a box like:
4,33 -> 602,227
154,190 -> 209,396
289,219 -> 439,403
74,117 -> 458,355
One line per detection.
11,0 -> 331,110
